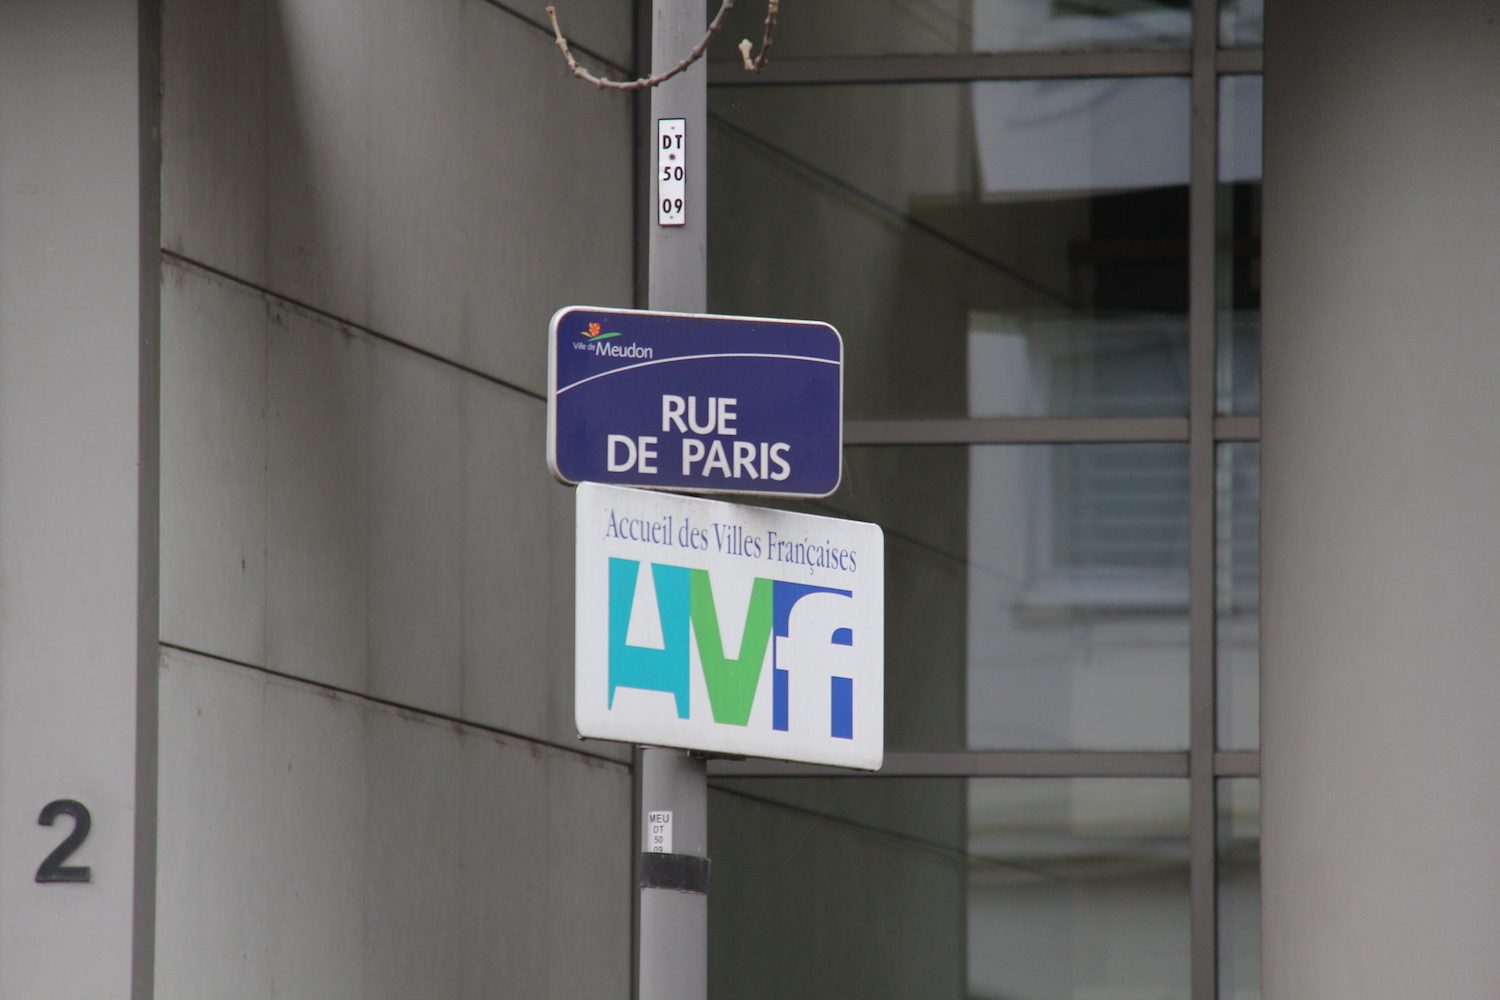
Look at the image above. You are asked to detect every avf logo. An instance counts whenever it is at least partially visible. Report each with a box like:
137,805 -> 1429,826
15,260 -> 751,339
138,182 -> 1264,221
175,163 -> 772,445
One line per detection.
608,558 -> 857,740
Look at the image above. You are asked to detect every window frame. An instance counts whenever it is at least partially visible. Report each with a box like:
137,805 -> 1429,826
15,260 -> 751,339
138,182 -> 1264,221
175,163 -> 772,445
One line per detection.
704,2 -> 1261,996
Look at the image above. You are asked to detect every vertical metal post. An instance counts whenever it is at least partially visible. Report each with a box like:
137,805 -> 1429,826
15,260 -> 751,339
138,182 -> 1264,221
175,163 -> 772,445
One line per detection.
641,0 -> 709,998
638,749 -> 709,1000
648,0 -> 707,315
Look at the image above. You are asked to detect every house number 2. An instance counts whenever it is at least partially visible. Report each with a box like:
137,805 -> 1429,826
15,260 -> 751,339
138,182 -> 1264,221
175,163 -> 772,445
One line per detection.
35,799 -> 92,883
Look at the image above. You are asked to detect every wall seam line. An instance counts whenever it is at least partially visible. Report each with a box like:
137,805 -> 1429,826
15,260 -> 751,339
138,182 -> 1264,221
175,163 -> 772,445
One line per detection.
158,641 -> 630,770
707,782 -> 978,867
160,249 -> 548,403
474,0 -> 634,75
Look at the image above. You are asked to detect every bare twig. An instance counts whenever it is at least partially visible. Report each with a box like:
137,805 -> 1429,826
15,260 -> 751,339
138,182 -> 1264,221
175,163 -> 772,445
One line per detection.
546,0 -> 737,90
737,0 -> 779,72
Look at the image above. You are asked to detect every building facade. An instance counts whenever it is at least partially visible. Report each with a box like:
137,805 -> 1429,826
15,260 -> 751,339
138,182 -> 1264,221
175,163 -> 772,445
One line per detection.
0,0 -> 1496,998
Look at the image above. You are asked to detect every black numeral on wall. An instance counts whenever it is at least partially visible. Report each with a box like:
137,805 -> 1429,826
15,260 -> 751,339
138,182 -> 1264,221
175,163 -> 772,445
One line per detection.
36,799 -> 91,883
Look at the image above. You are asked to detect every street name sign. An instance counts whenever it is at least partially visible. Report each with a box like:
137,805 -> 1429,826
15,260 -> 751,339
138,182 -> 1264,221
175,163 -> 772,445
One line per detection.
575,483 -> 883,769
548,306 -> 842,498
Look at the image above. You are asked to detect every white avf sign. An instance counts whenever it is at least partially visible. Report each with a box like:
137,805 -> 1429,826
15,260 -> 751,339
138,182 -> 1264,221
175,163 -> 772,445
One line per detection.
576,483 -> 884,769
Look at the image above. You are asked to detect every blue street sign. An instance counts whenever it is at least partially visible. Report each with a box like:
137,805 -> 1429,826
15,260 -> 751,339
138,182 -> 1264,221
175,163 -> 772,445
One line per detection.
548,306 -> 843,498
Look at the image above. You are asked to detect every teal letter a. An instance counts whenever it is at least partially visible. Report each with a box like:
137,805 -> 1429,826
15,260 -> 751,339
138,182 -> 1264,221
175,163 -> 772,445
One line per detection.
609,558 -> 690,719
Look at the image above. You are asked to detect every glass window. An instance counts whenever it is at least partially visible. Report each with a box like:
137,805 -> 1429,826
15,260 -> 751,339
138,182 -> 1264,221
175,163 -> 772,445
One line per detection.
710,81 -> 1191,419
707,777 -> 1191,1000
708,13 -> 1263,992
1217,74 -> 1262,414
709,0 -> 1192,60
1218,778 -> 1261,1000
970,778 -> 1190,1000
794,444 -> 1189,751
709,777 -> 968,1000
968,443 -> 1190,749
1218,0 -> 1263,48
1216,442 -> 1259,750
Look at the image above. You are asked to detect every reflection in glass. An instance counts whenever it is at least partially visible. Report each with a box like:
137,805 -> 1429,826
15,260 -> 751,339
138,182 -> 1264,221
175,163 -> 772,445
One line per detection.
710,81 -> 1190,420
709,0 -> 1191,61
968,443 -> 1190,749
707,777 -> 1190,1000
1218,778 -> 1261,1000
808,445 -> 1188,750
970,778 -> 1190,1000
1217,75 -> 1262,414
1218,0 -> 1263,47
799,447 -> 970,750
709,776 -> 969,1000
1216,443 -> 1259,750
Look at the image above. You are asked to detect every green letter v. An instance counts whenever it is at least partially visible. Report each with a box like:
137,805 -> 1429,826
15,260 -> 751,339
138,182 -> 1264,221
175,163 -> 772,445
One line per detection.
689,570 -> 773,726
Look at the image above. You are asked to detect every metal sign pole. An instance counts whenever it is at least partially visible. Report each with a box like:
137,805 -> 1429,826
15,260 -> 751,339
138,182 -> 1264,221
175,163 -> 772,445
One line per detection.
647,0 -> 706,315
641,0 -> 708,997
638,749 -> 708,1000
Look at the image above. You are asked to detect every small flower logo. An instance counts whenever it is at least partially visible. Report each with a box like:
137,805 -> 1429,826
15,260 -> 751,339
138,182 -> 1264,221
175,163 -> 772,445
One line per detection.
580,322 -> 621,342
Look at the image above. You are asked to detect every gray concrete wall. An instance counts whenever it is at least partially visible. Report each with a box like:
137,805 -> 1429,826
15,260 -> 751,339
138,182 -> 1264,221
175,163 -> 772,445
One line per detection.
0,2 -> 154,997
156,0 -> 638,994
1261,1 -> 1500,996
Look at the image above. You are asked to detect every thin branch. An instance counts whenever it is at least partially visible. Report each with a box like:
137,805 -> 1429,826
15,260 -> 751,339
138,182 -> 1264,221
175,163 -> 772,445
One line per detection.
737,0 -> 779,71
546,0 -> 737,90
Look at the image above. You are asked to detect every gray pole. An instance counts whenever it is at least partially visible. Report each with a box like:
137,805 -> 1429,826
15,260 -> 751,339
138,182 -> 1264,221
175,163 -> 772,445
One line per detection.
640,0 -> 709,998
648,0 -> 706,315
638,750 -> 708,1000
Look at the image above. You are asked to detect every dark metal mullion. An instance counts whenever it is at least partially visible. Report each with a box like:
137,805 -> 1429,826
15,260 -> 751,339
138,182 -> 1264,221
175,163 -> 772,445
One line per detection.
1214,48 -> 1262,74
709,751 -> 1190,778
846,416 -> 1188,445
708,749 -> 1260,778
843,415 -> 1259,445
706,48 -> 1262,88
709,49 -> 1191,86
1213,750 -> 1260,777
1187,0 -> 1221,997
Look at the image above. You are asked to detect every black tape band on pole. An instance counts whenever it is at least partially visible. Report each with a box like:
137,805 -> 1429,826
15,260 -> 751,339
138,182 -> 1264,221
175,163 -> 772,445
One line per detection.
639,852 -> 711,895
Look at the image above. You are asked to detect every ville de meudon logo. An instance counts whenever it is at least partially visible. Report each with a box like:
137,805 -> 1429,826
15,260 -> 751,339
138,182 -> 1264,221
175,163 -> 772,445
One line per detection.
581,322 -> 619,342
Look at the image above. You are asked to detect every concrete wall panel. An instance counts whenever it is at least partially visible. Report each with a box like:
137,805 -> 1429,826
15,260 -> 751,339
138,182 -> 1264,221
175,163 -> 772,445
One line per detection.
361,0 -> 471,365
161,267 -> 268,667
265,300 -> 373,691
163,0 -> 635,395
0,4 -> 151,995
1262,1 -> 1500,996
548,479 -> 582,750
366,345 -> 466,714
362,701 -> 479,998
263,0 -> 374,333
534,0 -> 635,71
156,647 -> 631,999
460,378 -> 555,736
162,261 -> 627,754
543,744 -> 634,999
453,6 -> 635,391
157,0 -> 639,990
161,0 -> 269,284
